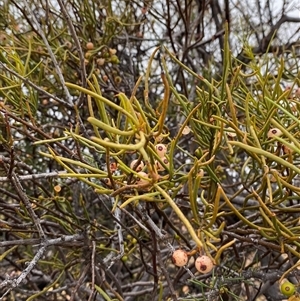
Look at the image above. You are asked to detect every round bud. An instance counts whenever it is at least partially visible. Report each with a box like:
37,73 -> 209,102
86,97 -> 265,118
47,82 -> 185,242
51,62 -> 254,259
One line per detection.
86,42 -> 94,50
226,127 -> 237,139
195,255 -> 214,274
130,159 -> 144,172
198,169 -> 204,177
42,99 -> 48,106
155,144 -> 167,157
65,41 -> 72,49
96,58 -> 105,66
114,76 -> 122,85
182,125 -> 191,135
109,48 -> 117,55
172,249 -> 188,267
136,171 -> 149,185
121,255 -> 128,262
85,51 -> 92,59
267,128 -> 282,138
110,55 -> 119,64
104,178 -> 112,187
109,162 -> 118,172
155,157 -> 169,171
54,185 -> 61,193
280,280 -> 296,297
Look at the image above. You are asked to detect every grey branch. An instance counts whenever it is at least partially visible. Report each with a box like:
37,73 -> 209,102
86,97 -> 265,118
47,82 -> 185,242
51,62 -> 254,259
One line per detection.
10,171 -> 46,240
0,233 -> 84,299
0,171 -> 63,182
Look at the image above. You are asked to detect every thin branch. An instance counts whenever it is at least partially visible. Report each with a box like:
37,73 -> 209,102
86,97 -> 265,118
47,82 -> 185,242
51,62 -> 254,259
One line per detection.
87,241 -> 96,301
23,2 -> 73,106
70,263 -> 91,301
0,170 -> 62,182
0,61 -> 72,108
10,170 -> 46,240
103,198 -> 124,268
0,238 -> 41,247
0,233 -> 84,299
57,0 -> 87,106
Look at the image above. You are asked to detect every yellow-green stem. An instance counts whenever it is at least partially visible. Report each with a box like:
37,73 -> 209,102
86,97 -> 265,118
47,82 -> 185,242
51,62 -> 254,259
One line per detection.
154,184 -> 203,249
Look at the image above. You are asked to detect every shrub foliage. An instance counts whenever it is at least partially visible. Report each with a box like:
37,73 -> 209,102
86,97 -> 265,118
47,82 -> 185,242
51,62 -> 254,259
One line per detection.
0,1 -> 300,300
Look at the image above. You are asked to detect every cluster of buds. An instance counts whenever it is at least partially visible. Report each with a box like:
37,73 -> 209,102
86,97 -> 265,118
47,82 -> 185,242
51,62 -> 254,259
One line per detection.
129,158 -> 148,186
103,143 -> 170,187
128,143 -> 170,185
154,144 -> 170,172
172,250 -> 214,274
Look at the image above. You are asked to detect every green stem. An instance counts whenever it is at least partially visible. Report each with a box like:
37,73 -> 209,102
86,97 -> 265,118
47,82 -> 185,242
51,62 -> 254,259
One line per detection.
229,141 -> 300,174
88,117 -> 135,136
154,184 -> 203,249
91,131 -> 146,151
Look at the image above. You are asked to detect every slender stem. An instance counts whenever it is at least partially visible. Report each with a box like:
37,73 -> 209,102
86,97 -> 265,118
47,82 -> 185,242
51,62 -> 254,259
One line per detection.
229,141 -> 300,174
154,184 -> 203,249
